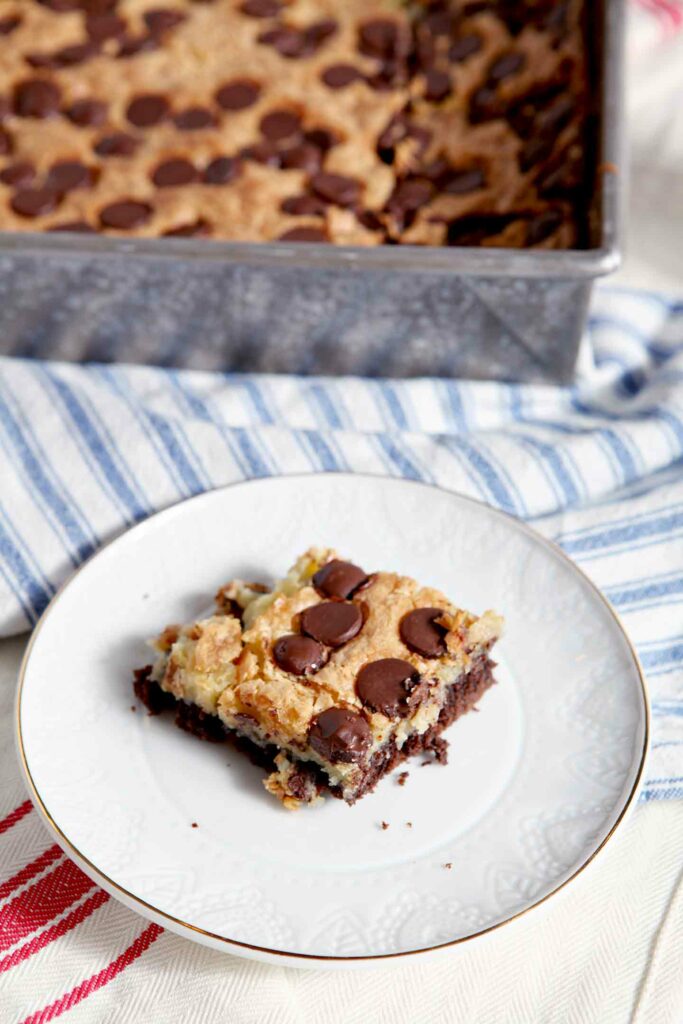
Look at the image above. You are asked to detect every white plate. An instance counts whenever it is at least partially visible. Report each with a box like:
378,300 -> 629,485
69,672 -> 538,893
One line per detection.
16,475 -> 648,968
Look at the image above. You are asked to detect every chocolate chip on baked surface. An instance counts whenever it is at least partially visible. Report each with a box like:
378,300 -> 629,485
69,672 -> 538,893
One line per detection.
387,178 -> 433,218
449,34 -> 482,63
469,85 -> 503,123
356,658 -> 423,718
94,132 -> 138,157
0,14 -> 21,34
164,219 -> 212,237
117,32 -> 159,57
280,143 -> 322,173
85,13 -> 127,40
126,93 -> 169,127
14,79 -> 62,119
0,162 -> 35,187
310,172 -> 361,208
488,51 -> 525,83
240,0 -> 282,16
273,634 -> 327,675
240,141 -> 282,166
526,208 -> 563,245
260,109 -> 301,142
144,8 -> 186,33
203,156 -> 240,184
281,194 -> 326,216
312,559 -> 368,599
46,161 -> 96,193
47,220 -> 96,232
300,602 -> 363,647
174,107 -> 216,130
358,19 -> 398,58
36,0 -> 80,9
322,64 -> 362,89
52,41 -> 100,67
443,168 -> 486,193
66,98 -> 107,126
278,226 -> 328,242
215,79 -> 260,111
399,608 -> 447,658
258,27 -> 309,59
305,129 -> 335,153
0,128 -> 12,156
152,158 -> 198,187
99,199 -> 152,229
424,69 -> 451,102
11,187 -> 60,218
308,707 -> 371,764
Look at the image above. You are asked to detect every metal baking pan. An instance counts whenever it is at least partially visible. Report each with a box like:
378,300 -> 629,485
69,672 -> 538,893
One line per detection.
0,0 -> 622,383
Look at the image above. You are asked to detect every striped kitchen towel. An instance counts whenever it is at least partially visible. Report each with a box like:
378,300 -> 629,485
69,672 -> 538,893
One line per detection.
0,284 -> 682,804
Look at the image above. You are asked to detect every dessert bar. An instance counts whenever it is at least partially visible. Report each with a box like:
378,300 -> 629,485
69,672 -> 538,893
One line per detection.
134,548 -> 503,808
0,1 -> 588,246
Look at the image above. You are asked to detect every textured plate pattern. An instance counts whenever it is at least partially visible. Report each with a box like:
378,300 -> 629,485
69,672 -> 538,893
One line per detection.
17,476 -> 647,962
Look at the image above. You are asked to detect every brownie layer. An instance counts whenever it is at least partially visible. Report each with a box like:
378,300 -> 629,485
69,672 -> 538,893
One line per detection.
133,652 -> 496,804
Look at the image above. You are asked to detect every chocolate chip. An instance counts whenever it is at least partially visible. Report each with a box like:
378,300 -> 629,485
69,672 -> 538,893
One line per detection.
280,143 -> 322,173
278,227 -> 328,242
447,212 -> 516,246
469,85 -> 503,123
47,220 -> 96,233
66,98 -> 107,126
14,79 -> 61,119
117,33 -> 159,57
0,128 -> 12,156
0,97 -> 9,121
273,634 -> 326,676
443,168 -> 486,193
488,51 -> 525,83
11,188 -> 60,218
308,708 -> 371,764
126,94 -> 169,127
203,156 -> 240,184
356,658 -> 422,718
0,15 -> 21,34
358,19 -> 398,58
94,131 -> 138,157
526,208 -> 563,245
240,0 -> 282,16
310,172 -> 361,208
152,158 -> 198,187
0,162 -> 35,187
400,608 -> 447,658
424,69 -> 451,102
304,128 -> 337,152
25,54 -> 58,70
215,79 -> 260,111
240,141 -> 281,166
305,19 -> 338,45
313,560 -> 368,599
53,41 -> 100,66
322,64 -> 362,89
86,13 -> 126,40
387,178 -> 433,216
258,27 -> 308,59
449,34 -> 482,63
99,199 -> 152,229
144,8 -> 186,33
519,136 -> 553,172
174,107 -> 216,130
300,602 -> 363,647
536,94 -> 575,134
46,161 -> 95,193
260,109 -> 301,142
423,10 -> 456,36
281,194 -> 326,216
163,219 -> 212,237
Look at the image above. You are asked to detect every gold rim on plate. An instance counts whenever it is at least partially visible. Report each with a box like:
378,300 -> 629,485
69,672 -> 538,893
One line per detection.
15,474 -> 650,963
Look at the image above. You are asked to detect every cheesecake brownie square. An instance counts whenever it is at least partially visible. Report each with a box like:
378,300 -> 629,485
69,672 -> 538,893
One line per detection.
135,548 -> 503,808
